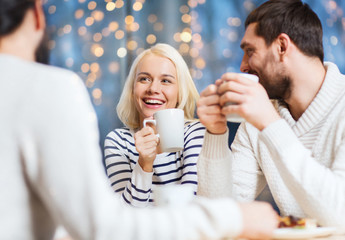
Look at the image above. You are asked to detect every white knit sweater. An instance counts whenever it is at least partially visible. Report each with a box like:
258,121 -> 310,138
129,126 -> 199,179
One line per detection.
0,54 -> 243,240
197,62 -> 345,228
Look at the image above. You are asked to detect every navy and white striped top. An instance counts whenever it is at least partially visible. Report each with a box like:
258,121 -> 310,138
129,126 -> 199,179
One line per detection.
104,121 -> 205,207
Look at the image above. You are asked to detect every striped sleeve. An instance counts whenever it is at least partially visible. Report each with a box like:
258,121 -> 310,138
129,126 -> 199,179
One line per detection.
181,121 -> 206,194
104,128 -> 154,207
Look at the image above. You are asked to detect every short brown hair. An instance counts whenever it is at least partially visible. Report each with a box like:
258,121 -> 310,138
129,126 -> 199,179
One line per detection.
245,0 -> 324,62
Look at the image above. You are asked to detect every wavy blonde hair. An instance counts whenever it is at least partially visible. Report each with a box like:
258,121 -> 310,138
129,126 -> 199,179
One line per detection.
117,43 -> 199,129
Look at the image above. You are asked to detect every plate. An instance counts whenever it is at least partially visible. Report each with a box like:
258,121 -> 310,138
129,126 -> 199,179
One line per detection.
273,227 -> 336,239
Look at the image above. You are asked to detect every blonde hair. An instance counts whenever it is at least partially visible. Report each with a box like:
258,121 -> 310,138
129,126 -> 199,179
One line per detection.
117,43 -> 199,129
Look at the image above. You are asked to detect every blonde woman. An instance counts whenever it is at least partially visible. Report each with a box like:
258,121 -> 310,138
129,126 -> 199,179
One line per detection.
104,43 -> 205,207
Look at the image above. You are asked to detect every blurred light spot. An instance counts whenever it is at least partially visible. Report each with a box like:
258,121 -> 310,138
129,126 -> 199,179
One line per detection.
329,0 -> 337,10
153,22 -> 163,31
85,17 -> 94,26
179,43 -> 190,54
174,32 -> 181,42
227,17 -> 241,27
227,31 -> 238,42
92,10 -> 104,21
106,2 -> 116,11
65,58 -> 74,68
148,14 -> 157,23
192,33 -> 201,43
78,0 -> 86,3
93,33 -> 102,42
180,5 -> 189,14
195,57 -> 206,69
78,26 -> 87,36
243,1 -> 255,12
109,22 -> 119,32
182,14 -> 192,23
127,22 -> 140,32
102,27 -> 110,37
92,88 -> 102,105
146,34 -> 157,44
75,9 -> 84,19
117,48 -> 127,58
81,63 -> 90,73
88,1 -> 97,10
116,0 -> 124,8
108,61 -> 120,74
330,36 -> 338,45
115,30 -> 125,39
223,49 -> 232,58
91,44 -> 104,57
133,2 -> 143,11
90,62 -> 100,73
189,48 -> 199,58
198,0 -> 205,4
180,31 -> 192,42
125,15 -> 135,24
127,40 -> 138,50
188,0 -> 197,8
48,5 -> 56,14
63,24 -> 72,34
88,72 -> 97,83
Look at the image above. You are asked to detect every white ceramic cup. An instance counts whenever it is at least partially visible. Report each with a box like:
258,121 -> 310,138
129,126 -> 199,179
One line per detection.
224,73 -> 259,122
153,184 -> 194,207
143,108 -> 184,152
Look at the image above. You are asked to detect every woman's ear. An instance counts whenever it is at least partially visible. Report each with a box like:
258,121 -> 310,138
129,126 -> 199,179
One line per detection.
34,0 -> 46,30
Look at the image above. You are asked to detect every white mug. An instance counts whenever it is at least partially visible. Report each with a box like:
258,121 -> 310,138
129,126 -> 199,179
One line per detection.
153,184 -> 194,207
143,108 -> 184,152
224,73 -> 259,122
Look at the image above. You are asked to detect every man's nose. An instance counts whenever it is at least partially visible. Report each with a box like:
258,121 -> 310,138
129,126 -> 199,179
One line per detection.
240,55 -> 250,73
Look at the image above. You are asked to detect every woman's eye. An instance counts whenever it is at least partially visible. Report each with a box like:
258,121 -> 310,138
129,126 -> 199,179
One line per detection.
162,79 -> 172,84
139,77 -> 150,82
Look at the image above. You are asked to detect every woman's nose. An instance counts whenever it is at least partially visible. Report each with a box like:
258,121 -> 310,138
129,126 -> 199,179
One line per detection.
147,79 -> 161,93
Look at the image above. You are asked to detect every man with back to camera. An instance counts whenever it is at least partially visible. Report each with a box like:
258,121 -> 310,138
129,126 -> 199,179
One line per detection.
197,0 -> 345,229
0,0 -> 278,239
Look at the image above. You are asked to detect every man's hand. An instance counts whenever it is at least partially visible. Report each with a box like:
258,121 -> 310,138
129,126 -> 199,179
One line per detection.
218,73 -> 280,131
197,84 -> 228,134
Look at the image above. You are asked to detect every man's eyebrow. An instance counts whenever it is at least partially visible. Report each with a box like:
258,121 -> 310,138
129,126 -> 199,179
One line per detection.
240,41 -> 250,49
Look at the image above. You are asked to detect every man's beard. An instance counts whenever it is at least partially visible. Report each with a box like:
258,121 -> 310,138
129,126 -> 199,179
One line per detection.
260,72 -> 292,100
256,52 -> 292,100
35,29 -> 50,64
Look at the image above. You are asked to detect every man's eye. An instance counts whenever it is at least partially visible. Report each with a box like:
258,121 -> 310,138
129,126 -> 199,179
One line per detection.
246,49 -> 254,56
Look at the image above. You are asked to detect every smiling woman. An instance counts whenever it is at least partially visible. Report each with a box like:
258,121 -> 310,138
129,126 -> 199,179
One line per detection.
104,43 -> 205,207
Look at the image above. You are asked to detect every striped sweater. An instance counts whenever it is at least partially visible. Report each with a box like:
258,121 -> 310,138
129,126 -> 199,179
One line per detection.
104,121 -> 205,207
197,62 -> 345,228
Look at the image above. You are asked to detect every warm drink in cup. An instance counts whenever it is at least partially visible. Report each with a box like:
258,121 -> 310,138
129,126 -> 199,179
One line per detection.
143,108 -> 184,152
224,73 -> 259,122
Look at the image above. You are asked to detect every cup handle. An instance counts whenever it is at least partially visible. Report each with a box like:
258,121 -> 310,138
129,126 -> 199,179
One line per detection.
143,119 -> 160,138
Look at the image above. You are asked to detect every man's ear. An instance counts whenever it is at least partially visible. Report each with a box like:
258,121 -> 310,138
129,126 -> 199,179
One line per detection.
33,0 -> 46,30
276,33 -> 291,60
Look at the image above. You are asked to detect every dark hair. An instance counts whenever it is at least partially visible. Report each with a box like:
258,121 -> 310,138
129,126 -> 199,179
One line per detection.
245,0 -> 324,62
0,0 -> 36,37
